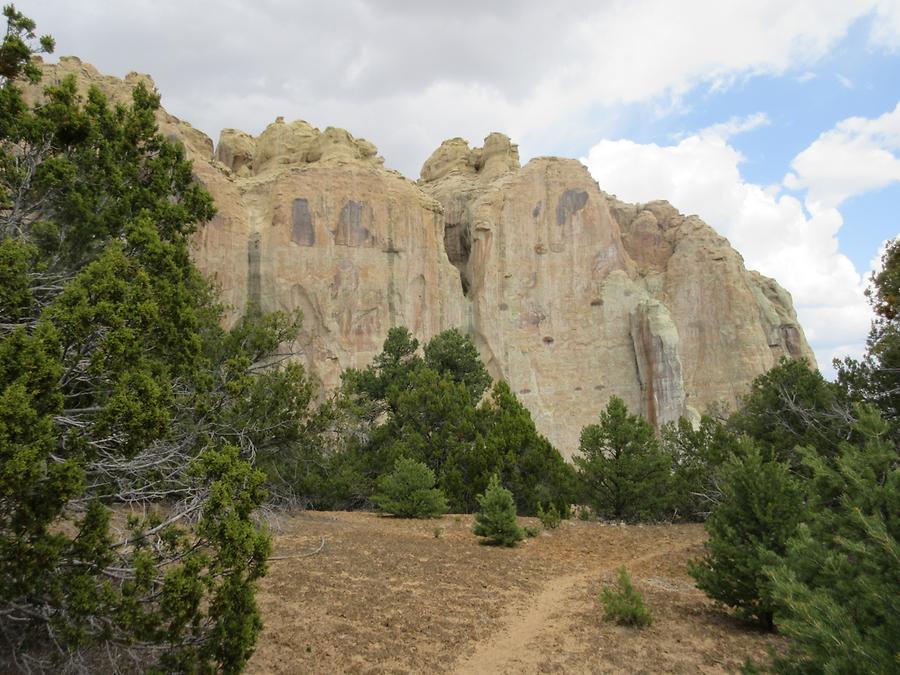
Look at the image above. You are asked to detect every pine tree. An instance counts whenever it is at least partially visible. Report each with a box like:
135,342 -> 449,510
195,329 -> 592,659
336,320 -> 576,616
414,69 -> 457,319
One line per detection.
688,441 -> 803,628
373,457 -> 449,518
767,407 -> 900,672
839,238 -> 900,427
473,475 -> 524,546
600,567 -> 653,628
575,396 -> 672,521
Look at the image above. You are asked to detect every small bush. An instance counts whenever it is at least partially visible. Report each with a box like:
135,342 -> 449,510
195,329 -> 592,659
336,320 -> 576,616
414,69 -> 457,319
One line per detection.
372,457 -> 448,518
523,525 -> 541,538
600,567 -> 652,628
537,502 -> 561,529
473,475 -> 524,546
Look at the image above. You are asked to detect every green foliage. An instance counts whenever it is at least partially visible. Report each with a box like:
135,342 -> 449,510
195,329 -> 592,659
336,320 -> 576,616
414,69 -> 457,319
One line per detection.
537,502 -> 561,529
766,407 -> 900,673
689,442 -> 804,628
473,475 -> 524,546
523,524 -> 541,538
0,4 -> 55,84
0,12 -> 290,670
600,567 -> 653,628
661,413 -> 734,521
423,327 -> 492,403
333,330 -> 572,515
373,457 -> 449,518
481,380 -> 575,516
343,325 -> 422,403
730,358 -> 850,464
838,238 -> 900,426
575,396 -> 672,521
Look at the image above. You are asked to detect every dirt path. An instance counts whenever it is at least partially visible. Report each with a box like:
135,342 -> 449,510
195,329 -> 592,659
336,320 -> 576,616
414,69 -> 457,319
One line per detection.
453,541 -> 695,674
245,513 -> 782,674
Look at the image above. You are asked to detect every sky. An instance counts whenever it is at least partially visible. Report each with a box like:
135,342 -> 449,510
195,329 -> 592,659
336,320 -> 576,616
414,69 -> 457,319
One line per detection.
25,0 -> 900,377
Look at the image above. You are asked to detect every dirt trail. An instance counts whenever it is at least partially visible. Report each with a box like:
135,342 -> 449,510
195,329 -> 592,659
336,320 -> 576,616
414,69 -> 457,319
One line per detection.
453,541 -> 694,674
245,513 -> 782,674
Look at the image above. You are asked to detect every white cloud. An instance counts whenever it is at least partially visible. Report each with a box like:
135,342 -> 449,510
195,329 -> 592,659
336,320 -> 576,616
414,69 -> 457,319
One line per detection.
783,102 -> 900,209
870,0 -> 900,50
699,112 -> 771,140
582,124 -> 872,378
26,0 -> 899,176
836,73 -> 855,89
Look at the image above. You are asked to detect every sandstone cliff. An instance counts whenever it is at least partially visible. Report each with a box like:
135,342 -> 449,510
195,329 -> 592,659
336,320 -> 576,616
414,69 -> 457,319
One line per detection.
418,136 -> 815,453
29,59 -> 816,458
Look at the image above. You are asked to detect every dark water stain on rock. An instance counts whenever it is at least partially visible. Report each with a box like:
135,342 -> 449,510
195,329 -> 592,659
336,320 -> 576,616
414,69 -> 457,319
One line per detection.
556,189 -> 588,225
291,198 -> 315,246
335,200 -> 372,247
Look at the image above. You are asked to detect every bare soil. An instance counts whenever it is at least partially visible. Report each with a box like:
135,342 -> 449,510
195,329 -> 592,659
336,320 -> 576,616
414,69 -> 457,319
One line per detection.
246,512 -> 783,674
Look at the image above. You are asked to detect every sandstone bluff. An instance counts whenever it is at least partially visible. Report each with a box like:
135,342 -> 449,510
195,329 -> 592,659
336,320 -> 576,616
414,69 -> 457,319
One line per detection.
34,58 -> 816,458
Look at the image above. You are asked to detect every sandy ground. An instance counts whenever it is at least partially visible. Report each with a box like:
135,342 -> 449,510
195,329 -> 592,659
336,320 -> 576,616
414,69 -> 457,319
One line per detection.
246,512 -> 782,674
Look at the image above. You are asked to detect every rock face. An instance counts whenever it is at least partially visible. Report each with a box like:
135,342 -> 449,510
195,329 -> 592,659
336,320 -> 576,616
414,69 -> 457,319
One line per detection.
30,60 -> 816,458
418,136 -> 816,454
195,118 -> 468,388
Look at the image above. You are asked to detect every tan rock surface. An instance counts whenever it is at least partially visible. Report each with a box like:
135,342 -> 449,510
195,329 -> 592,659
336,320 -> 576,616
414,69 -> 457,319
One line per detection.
27,59 -> 464,390
421,136 -> 815,455
29,60 -> 816,457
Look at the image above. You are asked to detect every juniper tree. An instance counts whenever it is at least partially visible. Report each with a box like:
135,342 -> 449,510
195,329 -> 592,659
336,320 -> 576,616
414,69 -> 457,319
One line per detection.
0,9 -> 313,670
661,413 -> 734,521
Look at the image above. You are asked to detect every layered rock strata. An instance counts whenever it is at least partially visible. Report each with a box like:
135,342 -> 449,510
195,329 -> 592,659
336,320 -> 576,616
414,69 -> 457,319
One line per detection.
29,59 -> 816,457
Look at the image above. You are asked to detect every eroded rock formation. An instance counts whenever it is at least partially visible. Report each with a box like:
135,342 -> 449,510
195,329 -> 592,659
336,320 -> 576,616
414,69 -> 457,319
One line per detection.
29,59 -> 816,457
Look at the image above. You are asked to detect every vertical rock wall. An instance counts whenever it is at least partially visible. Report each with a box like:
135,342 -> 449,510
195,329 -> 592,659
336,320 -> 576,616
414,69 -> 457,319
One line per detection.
420,136 -> 816,455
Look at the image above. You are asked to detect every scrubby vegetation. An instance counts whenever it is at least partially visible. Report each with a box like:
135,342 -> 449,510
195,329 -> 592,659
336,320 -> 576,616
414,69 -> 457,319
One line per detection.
600,567 -> 653,628
575,396 -> 672,521
537,501 -> 562,529
298,326 -> 575,515
686,237 -> 900,671
688,442 -> 803,628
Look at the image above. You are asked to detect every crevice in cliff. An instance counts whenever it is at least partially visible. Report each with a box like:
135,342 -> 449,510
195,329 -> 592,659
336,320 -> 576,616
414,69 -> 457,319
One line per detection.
247,231 -> 262,312
444,219 -> 472,297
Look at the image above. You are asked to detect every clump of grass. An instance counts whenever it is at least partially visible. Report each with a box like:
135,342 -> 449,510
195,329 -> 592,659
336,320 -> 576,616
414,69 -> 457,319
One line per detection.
523,525 -> 541,538
600,567 -> 652,628
433,527 -> 443,539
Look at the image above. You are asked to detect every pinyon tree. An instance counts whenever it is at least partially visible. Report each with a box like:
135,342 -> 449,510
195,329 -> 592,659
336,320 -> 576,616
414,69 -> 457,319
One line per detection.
575,396 -> 672,521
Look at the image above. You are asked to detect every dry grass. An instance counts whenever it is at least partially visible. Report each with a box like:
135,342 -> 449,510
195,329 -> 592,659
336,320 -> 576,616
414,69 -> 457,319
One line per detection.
247,511 -> 783,674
